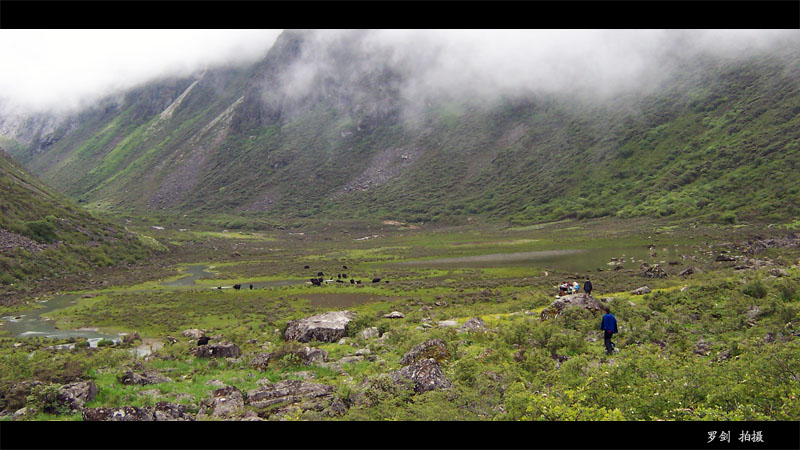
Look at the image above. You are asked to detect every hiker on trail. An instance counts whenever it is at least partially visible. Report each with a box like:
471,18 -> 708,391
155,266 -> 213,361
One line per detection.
573,281 -> 580,293
600,309 -> 618,355
584,278 -> 593,296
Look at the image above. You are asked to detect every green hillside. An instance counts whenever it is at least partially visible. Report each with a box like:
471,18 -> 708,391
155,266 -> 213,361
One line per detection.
6,31 -> 800,227
0,146 -> 152,302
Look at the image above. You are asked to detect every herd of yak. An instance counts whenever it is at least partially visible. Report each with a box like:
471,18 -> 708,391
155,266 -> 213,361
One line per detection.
214,264 -> 388,290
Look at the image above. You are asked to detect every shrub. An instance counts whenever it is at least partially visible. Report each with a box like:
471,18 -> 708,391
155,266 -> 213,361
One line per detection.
25,220 -> 57,243
742,279 -> 767,299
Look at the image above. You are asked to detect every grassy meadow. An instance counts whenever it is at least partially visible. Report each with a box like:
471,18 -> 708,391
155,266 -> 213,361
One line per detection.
1,217 -> 799,421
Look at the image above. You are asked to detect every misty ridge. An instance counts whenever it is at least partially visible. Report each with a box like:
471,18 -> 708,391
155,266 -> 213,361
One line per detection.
2,29 -> 800,128
252,29 -> 800,127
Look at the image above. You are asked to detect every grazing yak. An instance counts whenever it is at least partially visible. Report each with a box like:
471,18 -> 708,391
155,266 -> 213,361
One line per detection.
249,284 -> 253,290
310,278 -> 323,286
350,279 -> 355,284
372,278 -> 381,283
317,272 -> 324,277
234,284 -> 241,290
343,265 -> 348,269
197,336 -> 210,346
304,265 -> 310,269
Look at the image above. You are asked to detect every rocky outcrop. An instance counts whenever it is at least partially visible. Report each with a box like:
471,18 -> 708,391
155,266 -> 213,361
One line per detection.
246,380 -> 334,411
383,311 -> 405,319
57,380 -> 98,410
117,369 -> 172,386
285,311 -> 356,343
202,386 -> 244,418
0,229 -> 45,255
389,358 -> 452,393
192,341 -> 241,358
400,339 -> 451,365
539,293 -> 609,320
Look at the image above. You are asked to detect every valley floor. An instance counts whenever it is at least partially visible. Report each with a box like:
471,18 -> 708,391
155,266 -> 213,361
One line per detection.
1,217 -> 799,422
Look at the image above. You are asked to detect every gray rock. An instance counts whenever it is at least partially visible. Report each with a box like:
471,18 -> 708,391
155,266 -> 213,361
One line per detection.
298,346 -> 328,365
285,311 -> 356,343
679,266 -> 702,276
56,380 -> 98,411
359,327 -> 380,339
204,386 -> 244,418
769,268 -> 790,277
540,293 -> 609,320
181,329 -> 205,339
437,320 -> 459,328
383,311 -> 405,319
250,353 -> 272,372
390,358 -> 452,394
641,263 -> 668,278
205,379 -> 227,388
246,380 -> 334,410
400,338 -> 450,365
458,317 -> 487,332
631,286 -> 651,295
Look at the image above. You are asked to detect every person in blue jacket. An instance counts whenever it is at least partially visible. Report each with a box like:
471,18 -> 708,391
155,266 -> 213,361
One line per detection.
600,309 -> 618,355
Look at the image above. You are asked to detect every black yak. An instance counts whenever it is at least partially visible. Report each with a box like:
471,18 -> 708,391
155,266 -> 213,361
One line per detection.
372,278 -> 381,283
197,336 -> 210,346
234,284 -> 241,290
350,279 -> 355,284
317,272 -> 324,277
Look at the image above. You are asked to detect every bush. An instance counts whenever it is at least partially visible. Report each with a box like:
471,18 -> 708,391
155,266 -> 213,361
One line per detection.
25,220 -> 57,243
742,279 -> 767,299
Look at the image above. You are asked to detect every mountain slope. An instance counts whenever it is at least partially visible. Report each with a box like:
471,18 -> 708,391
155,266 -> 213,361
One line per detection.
0,146 -> 152,301
3,30 -> 800,225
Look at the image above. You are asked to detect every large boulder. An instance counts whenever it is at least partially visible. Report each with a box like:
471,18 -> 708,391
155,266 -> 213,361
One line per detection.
400,339 -> 451,365
540,293 -> 608,321
390,358 -> 452,394
192,341 -> 241,358
82,406 -> 153,421
250,353 -> 272,372
57,380 -> 98,410
285,311 -> 356,343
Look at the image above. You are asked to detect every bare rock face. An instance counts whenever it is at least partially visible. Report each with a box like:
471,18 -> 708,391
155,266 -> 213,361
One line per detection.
117,369 -> 172,386
458,317 -> 487,332
203,386 -> 244,418
390,358 -> 452,394
540,293 -> 609,321
400,338 -> 451,365
82,406 -> 153,421
285,311 -> 356,343
152,402 -> 194,421
246,380 -> 335,410
192,341 -> 241,358
631,286 -> 651,295
57,380 -> 98,410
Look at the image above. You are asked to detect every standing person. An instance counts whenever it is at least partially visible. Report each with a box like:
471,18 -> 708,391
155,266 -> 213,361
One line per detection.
584,278 -> 593,296
600,309 -> 618,355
